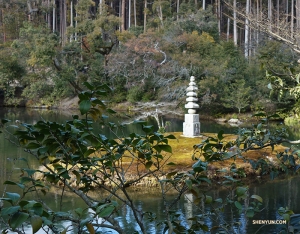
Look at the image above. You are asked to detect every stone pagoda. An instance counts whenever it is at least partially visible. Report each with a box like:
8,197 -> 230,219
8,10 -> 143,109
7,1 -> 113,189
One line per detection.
183,76 -> 200,137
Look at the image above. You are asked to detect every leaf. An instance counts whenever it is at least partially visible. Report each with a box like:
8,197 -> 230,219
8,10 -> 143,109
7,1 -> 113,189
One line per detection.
282,213 -> 290,221
164,134 -> 177,139
1,206 -> 20,216
145,161 -> 153,170
72,170 -> 81,185
236,187 -> 247,197
79,100 -> 92,115
1,119 -> 11,124
83,81 -> 95,90
234,201 -> 243,210
97,204 -> 115,217
31,216 -> 43,234
166,171 -> 177,179
158,144 -> 172,153
6,192 -> 20,204
251,195 -> 263,203
205,195 -> 212,204
86,223 -> 95,234
3,181 -> 25,189
217,130 -> 224,141
9,212 -> 29,230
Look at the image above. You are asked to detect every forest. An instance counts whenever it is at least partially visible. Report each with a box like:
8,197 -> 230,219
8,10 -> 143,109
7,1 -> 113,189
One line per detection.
1,0 -> 300,118
3,1 -> 300,233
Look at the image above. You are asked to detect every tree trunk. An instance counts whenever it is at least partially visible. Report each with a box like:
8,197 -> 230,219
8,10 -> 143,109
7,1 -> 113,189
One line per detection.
144,0 -> 147,33
177,0 -> 180,21
227,17 -> 230,41
134,0 -> 137,26
202,0 -> 205,10
245,0 -> 250,57
297,0 -> 300,32
217,0 -> 221,35
59,0 -> 67,46
52,2 -> 55,32
292,0 -> 294,38
233,0 -> 237,45
70,0 -> 74,42
121,0 -> 126,31
128,0 -> 131,28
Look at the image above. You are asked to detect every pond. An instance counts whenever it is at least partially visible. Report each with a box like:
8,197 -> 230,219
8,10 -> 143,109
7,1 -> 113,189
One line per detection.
0,107 -> 299,233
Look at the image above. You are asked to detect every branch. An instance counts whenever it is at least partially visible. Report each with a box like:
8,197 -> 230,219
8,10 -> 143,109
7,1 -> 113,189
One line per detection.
154,42 -> 167,65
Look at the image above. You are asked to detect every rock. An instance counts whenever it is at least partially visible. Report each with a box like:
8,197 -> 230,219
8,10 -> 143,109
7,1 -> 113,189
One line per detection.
228,118 -> 239,123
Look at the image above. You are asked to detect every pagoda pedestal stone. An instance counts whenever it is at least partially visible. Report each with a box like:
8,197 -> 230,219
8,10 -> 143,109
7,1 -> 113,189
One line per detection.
183,114 -> 200,137
183,76 -> 201,137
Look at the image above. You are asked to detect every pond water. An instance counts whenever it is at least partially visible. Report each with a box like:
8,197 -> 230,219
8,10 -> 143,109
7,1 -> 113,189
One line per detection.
0,107 -> 299,233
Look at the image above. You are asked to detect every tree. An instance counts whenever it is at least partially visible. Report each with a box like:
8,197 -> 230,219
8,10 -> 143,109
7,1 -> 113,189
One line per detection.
221,79 -> 251,114
0,47 -> 26,105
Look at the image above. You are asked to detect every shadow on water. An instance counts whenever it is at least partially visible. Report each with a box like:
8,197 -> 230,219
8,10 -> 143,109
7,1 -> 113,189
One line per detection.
0,108 -> 300,233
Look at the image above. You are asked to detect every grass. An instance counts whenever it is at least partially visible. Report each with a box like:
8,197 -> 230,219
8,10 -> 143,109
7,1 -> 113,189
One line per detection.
165,132 -> 288,176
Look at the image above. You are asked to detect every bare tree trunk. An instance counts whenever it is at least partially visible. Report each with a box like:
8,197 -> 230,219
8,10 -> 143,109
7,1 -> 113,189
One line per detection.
217,0 -> 221,35
297,0 -> 300,32
144,0 -> 147,33
128,0 -> 131,28
292,0 -> 294,38
268,0 -> 272,31
227,17 -> 230,41
202,0 -> 205,10
177,0 -> 180,21
233,0 -> 238,45
60,0 -> 67,46
134,0 -> 137,26
52,2 -> 55,32
70,0 -> 73,42
121,0 -> 126,31
245,0 -> 250,57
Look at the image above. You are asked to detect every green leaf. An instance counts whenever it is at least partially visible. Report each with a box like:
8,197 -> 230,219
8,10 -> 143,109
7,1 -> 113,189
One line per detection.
234,201 -> 243,210
236,187 -> 247,197
31,216 -> 43,234
6,192 -> 20,204
72,170 -> 81,185
97,204 -> 115,217
4,181 -> 25,189
145,161 -> 153,170
166,171 -> 177,179
251,195 -> 263,203
205,195 -> 212,204
1,206 -> 20,216
282,214 -> 290,221
1,119 -> 11,124
79,100 -> 92,115
246,209 -> 255,218
83,81 -> 95,91
217,130 -> 224,141
164,134 -> 177,139
185,179 -> 192,189
158,144 -> 172,153
9,212 -> 29,230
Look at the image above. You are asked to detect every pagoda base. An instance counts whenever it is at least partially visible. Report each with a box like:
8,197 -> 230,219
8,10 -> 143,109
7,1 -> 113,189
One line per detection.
183,114 -> 200,137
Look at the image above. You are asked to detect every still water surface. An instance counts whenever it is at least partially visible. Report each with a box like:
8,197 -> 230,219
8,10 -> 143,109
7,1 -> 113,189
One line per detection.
0,108 -> 299,233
